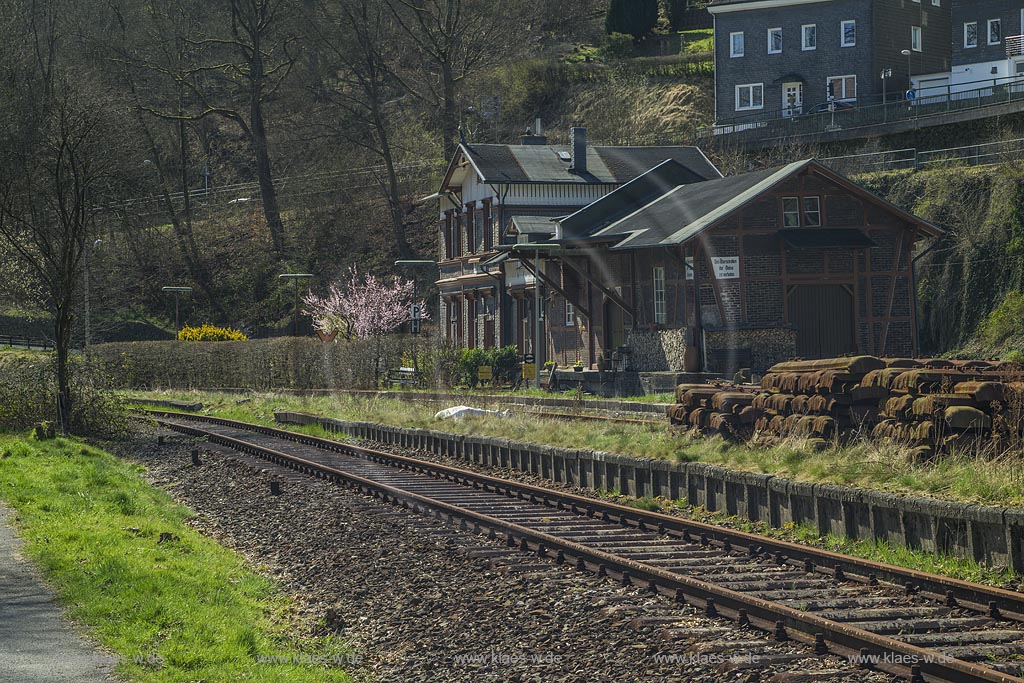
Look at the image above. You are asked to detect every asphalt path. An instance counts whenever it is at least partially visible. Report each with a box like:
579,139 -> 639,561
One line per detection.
0,503 -> 114,683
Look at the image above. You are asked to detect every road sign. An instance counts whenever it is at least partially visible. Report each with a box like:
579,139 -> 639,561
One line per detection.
522,363 -> 536,380
478,365 -> 493,381
523,353 -> 535,363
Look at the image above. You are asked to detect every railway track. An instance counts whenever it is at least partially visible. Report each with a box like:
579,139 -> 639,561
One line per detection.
147,410 -> 1024,683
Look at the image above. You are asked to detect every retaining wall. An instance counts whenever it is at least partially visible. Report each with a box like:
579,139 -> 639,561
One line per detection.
276,410 -> 1024,573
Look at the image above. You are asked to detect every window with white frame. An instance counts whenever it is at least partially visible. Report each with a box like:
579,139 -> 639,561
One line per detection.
841,20 -> 856,47
768,27 -> 782,54
964,22 -> 978,48
911,26 -> 922,52
730,32 -> 745,57
653,267 -> 666,325
803,197 -> 821,227
802,24 -> 816,50
565,301 -> 575,326
827,75 -> 857,100
931,0 -> 939,5
735,83 -> 764,110
782,197 -> 800,227
988,18 -> 1001,45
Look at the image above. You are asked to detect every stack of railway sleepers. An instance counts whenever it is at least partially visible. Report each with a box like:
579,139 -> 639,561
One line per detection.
667,356 -> 1024,454
667,382 -> 761,437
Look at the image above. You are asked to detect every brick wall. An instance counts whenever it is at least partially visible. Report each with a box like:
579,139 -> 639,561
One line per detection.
714,1 -> 875,121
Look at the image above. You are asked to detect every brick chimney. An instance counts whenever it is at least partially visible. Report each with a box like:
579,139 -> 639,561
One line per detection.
569,126 -> 587,174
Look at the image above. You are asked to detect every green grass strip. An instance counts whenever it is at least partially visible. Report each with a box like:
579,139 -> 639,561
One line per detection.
0,436 -> 351,682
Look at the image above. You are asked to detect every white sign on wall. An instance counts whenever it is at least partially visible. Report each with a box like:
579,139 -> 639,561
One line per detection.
711,256 -> 740,280
685,256 -> 694,281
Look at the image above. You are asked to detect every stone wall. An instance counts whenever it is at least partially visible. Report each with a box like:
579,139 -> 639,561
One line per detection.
705,327 -> 796,375
627,328 -> 689,371
277,410 -> 1024,573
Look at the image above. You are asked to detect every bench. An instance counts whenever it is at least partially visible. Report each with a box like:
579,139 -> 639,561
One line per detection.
387,367 -> 423,388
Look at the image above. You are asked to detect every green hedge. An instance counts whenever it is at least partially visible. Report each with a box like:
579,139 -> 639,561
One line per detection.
90,336 -> 418,391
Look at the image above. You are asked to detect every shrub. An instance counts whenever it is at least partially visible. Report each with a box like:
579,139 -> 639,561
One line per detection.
0,354 -> 128,437
491,59 -> 569,124
178,324 -> 248,342
488,345 -> 522,385
605,0 -> 658,40
457,347 -> 489,387
601,33 -> 634,60
980,290 -> 1024,345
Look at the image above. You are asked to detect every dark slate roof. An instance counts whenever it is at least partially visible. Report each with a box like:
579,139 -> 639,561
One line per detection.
558,160 -> 707,239
592,162 -> 806,249
556,159 -> 943,251
460,143 -> 720,185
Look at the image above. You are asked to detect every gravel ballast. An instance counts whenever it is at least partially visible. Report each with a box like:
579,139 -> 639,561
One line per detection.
117,428 -> 888,683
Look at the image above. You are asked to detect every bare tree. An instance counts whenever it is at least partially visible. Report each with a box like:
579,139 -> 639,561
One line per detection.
0,83 -> 126,432
387,0 -> 521,159
108,0 -> 299,256
307,0 -> 415,257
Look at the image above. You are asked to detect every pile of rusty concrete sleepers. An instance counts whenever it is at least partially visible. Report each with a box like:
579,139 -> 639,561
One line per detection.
667,356 -> 1024,456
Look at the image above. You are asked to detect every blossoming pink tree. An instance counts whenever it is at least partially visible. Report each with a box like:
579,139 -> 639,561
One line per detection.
303,266 -> 428,382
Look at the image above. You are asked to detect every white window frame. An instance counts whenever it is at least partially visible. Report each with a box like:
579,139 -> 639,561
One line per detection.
802,24 -> 816,50
730,31 -> 745,57
803,197 -> 822,227
988,18 -> 1001,45
653,267 -> 666,325
565,301 -> 575,326
964,21 -> 978,48
782,197 -> 801,228
735,83 -> 764,111
840,20 -> 856,47
911,26 -> 922,52
768,27 -> 782,54
931,0 -> 939,6
827,74 -> 857,101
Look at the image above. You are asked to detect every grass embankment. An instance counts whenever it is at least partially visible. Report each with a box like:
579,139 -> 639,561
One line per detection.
0,435 -> 351,682
134,389 -> 1024,508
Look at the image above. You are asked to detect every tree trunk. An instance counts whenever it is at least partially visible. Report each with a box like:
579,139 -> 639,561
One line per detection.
370,98 -> 411,258
250,86 -> 286,255
53,306 -> 72,433
441,60 -> 458,161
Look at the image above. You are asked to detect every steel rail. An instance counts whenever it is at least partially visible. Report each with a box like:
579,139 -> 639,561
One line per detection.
148,410 -> 1024,621
148,411 -> 1024,683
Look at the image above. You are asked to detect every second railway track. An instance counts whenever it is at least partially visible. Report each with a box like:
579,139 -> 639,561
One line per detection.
148,410 -> 1024,683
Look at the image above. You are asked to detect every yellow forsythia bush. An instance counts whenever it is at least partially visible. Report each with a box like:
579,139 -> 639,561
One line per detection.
177,323 -> 248,342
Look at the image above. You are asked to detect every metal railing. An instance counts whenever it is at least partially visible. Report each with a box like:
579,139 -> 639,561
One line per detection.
700,74 -> 1024,140
820,136 -> 1024,175
0,334 -> 54,350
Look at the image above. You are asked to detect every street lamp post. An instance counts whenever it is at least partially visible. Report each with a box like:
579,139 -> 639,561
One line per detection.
161,286 -> 193,337
278,273 -> 314,336
880,68 -> 893,121
901,49 -> 913,93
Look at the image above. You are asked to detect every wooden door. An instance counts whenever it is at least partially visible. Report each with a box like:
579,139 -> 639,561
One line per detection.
484,318 -> 495,349
604,299 -> 626,353
787,285 -> 856,359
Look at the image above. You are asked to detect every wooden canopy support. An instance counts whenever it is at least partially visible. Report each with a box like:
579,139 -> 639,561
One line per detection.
559,253 -> 637,321
519,257 -> 590,320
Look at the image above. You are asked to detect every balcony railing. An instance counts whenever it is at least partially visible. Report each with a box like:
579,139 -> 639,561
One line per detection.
1007,35 -> 1024,58
699,74 -> 1024,141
